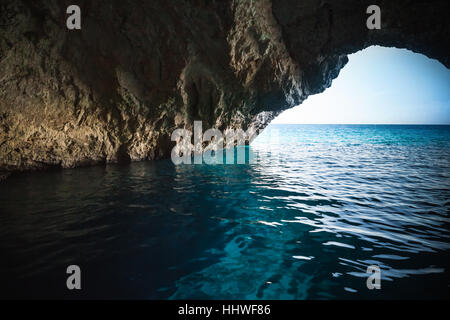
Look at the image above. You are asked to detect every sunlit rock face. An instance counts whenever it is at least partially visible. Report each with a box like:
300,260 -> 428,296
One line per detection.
0,0 -> 448,172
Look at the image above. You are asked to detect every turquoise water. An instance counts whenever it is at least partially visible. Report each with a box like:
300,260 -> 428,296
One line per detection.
0,125 -> 449,299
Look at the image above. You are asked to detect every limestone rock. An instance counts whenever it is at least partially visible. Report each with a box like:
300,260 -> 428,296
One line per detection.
0,0 -> 448,172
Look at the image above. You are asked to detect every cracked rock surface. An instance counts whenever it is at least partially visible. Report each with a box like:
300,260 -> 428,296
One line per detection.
0,0 -> 449,172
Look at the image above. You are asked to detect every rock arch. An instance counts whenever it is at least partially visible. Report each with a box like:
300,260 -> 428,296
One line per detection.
0,0 -> 448,172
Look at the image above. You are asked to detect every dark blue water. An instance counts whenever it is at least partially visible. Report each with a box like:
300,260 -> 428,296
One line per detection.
1,125 -> 449,299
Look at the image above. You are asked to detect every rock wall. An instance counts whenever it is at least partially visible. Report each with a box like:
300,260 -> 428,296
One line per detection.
0,0 -> 448,172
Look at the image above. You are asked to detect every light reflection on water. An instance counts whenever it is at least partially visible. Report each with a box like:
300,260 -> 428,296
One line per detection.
0,124 -> 449,299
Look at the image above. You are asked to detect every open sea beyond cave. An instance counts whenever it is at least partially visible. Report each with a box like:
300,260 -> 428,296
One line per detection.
1,124 -> 449,299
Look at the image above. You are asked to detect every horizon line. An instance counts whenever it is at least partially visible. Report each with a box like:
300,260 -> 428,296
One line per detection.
268,123 -> 450,125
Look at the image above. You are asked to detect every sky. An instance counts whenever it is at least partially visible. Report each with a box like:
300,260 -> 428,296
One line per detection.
272,46 -> 450,124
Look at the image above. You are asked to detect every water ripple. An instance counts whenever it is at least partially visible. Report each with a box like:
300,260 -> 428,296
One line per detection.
0,124 -> 449,299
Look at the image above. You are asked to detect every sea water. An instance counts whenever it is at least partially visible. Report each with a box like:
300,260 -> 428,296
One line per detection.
0,124 -> 449,299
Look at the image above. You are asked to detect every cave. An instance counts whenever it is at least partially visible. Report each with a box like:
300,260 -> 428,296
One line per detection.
0,0 -> 449,173
0,0 -> 449,302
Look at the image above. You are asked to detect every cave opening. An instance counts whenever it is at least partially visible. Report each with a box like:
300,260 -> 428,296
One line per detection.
269,45 -> 450,126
